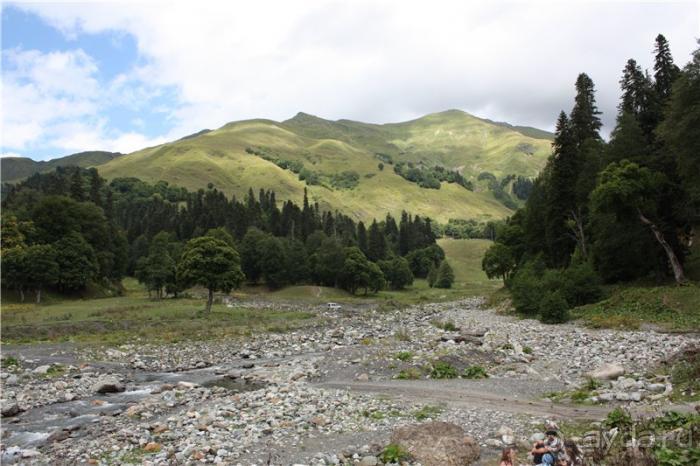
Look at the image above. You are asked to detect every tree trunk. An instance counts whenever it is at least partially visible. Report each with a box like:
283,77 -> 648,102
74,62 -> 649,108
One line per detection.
19,288 -> 24,303
36,288 -> 42,304
569,208 -> 588,258
637,209 -> 687,284
205,288 -> 214,313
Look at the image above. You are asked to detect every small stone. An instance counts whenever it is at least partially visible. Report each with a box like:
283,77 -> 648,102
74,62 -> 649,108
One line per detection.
359,456 -> 378,466
33,365 -> 51,374
144,442 -> 161,452
356,373 -> 370,382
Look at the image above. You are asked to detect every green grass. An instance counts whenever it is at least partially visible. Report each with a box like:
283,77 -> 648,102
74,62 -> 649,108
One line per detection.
98,110 -> 551,223
570,283 -> 700,331
413,404 -> 443,421
1,279 -> 315,344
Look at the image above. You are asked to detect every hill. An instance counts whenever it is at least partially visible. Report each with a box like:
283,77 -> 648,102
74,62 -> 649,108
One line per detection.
1,151 -> 122,183
32,110 -> 554,223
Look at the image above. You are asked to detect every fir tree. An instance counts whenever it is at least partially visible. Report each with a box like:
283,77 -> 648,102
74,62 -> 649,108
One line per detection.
654,34 -> 680,100
570,73 -> 602,145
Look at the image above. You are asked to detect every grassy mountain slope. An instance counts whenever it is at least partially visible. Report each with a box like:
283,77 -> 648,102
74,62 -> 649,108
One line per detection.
97,110 -> 552,222
1,151 -> 122,183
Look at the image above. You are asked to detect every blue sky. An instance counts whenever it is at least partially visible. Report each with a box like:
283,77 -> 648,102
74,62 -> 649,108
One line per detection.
2,5 -> 177,159
2,1 -> 699,161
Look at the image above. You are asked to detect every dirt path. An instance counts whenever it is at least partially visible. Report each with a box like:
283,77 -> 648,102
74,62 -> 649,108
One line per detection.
316,380 -> 612,419
316,379 -> 698,421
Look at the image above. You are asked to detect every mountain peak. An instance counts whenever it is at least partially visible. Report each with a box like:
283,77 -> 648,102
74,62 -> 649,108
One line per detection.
285,112 -> 328,123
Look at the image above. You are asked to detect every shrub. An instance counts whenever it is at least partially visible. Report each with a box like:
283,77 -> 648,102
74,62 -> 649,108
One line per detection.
510,260 -> 546,315
395,351 -> 413,361
380,444 -> 410,463
1,356 -> 19,368
432,320 -> 458,331
604,407 -> 632,429
539,290 -> 570,324
462,365 -> 488,379
557,261 -> 602,307
430,361 -> 457,379
396,368 -> 422,380
330,171 -> 360,189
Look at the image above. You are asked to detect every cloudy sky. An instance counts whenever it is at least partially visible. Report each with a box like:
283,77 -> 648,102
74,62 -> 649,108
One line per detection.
2,1 -> 698,160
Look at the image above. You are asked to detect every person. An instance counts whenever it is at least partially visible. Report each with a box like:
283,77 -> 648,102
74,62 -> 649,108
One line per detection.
562,439 -> 583,466
556,458 -> 570,466
500,447 -> 516,466
531,440 -> 546,464
538,430 -> 563,465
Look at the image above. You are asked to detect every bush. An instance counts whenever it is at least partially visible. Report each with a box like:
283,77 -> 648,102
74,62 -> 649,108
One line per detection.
560,261 -> 602,306
396,368 -> 422,380
395,351 -> 413,361
430,361 -> 457,379
380,444 -> 410,463
330,171 -> 360,189
509,260 -> 546,315
462,365 -> 488,379
539,290 -> 570,324
604,407 -> 632,429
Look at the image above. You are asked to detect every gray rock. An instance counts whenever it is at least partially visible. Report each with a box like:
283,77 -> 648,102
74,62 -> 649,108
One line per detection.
32,365 -> 51,374
586,363 -> 625,380
92,376 -> 125,394
359,456 -> 378,466
1,403 -> 21,417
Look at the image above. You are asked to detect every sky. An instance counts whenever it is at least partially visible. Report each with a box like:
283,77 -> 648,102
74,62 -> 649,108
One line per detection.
2,1 -> 699,161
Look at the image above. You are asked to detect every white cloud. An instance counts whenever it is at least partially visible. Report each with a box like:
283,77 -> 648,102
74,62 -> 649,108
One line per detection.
1,46 -> 166,156
6,0 -> 700,158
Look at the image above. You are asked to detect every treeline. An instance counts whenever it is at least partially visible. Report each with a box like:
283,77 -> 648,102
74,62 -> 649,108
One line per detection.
2,168 -> 455,303
393,161 -> 474,190
482,35 -> 699,323
245,146 -> 359,189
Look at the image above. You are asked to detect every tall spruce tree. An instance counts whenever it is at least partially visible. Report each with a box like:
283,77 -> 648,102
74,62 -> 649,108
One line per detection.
544,111 -> 579,266
367,220 -> 387,262
570,73 -> 602,145
654,34 -> 680,100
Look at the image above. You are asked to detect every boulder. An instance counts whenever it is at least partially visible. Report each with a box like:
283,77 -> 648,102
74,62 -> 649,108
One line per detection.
32,365 -> 51,374
1,403 -> 21,417
390,421 -> 480,466
92,376 -> 125,394
586,363 -> 625,381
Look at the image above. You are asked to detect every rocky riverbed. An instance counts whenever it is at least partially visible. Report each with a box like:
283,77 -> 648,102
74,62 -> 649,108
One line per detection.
1,298 -> 697,465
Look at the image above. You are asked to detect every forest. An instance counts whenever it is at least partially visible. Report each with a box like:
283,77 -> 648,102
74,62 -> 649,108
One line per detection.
1,167 -> 456,309
482,35 -> 700,323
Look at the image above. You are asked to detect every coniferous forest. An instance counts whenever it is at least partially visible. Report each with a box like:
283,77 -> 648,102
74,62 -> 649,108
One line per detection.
482,35 -> 700,323
1,165 -> 452,308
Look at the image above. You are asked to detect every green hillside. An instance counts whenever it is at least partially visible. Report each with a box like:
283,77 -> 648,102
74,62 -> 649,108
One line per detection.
1,151 -> 122,183
96,110 -> 553,222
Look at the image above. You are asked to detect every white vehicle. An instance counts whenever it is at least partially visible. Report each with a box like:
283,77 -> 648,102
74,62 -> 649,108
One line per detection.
326,302 -> 342,311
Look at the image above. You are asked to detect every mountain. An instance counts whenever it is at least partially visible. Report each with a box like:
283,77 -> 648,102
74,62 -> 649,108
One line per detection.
32,110 -> 554,223
1,151 -> 122,183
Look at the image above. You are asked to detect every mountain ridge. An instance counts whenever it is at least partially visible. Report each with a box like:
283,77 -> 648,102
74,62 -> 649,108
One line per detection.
4,110 -> 554,223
